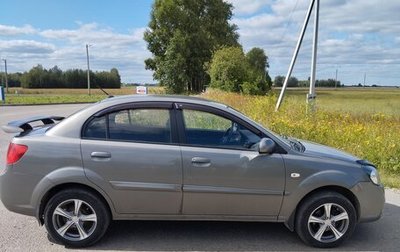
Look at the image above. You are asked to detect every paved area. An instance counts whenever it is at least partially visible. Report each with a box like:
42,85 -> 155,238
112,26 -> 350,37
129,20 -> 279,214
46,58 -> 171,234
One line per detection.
0,104 -> 399,251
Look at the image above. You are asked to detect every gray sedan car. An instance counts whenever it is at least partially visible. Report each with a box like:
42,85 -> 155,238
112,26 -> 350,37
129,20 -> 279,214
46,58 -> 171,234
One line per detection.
1,95 -> 384,248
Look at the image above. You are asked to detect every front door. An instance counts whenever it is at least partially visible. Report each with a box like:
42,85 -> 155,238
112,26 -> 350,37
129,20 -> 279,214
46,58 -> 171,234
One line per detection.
179,106 -> 285,216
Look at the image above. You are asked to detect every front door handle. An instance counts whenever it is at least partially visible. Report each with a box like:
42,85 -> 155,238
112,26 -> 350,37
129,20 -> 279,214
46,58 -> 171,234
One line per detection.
191,157 -> 211,167
91,152 -> 111,159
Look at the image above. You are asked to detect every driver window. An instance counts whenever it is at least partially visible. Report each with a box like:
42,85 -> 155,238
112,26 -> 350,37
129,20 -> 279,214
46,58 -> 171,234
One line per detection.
182,109 -> 261,150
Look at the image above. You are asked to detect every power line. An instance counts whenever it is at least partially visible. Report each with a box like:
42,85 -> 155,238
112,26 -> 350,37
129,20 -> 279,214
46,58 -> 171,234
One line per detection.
278,0 -> 301,43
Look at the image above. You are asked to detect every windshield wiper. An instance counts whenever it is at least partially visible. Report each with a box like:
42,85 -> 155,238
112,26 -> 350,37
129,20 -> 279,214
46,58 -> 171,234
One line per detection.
280,135 -> 305,152
287,138 -> 305,152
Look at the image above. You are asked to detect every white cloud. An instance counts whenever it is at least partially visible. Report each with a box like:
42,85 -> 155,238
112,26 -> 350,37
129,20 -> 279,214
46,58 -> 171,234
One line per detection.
231,0 -> 400,85
0,40 -> 55,54
0,23 -> 151,83
40,23 -> 144,47
320,0 -> 400,34
234,13 -> 284,29
0,24 -> 36,36
227,0 -> 272,15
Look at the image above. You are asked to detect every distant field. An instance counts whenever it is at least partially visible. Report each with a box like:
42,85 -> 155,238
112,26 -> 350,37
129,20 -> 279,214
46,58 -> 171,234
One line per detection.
1,86 -> 399,188
278,88 -> 400,116
1,87 -> 164,104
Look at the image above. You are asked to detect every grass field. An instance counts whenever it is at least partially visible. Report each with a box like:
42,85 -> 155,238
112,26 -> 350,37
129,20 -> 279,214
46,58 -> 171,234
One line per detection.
1,86 -> 400,187
1,88 -> 105,104
276,88 -> 400,116
0,87 -> 164,104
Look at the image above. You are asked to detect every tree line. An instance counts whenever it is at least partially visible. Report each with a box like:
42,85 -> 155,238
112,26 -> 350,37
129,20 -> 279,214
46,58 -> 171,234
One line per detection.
274,75 -> 342,88
1,65 -> 121,88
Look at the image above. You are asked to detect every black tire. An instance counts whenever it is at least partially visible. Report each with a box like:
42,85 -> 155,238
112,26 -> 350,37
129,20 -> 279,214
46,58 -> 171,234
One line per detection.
295,191 -> 357,248
44,188 -> 110,248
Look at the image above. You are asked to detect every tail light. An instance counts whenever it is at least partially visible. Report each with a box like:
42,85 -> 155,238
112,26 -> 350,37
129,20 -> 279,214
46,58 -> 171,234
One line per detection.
6,143 -> 28,165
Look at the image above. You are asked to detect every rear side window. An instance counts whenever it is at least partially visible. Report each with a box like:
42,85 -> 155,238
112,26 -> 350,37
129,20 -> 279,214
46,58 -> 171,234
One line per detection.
83,108 -> 172,144
83,116 -> 107,139
109,109 -> 171,143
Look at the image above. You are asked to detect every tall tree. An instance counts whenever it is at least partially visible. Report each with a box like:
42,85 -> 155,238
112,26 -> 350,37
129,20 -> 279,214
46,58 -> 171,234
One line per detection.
274,75 -> 285,87
144,0 -> 239,93
21,64 -> 45,88
273,75 -> 298,87
246,47 -> 271,93
209,46 -> 249,92
209,47 -> 272,95
246,48 -> 269,73
287,76 -> 299,87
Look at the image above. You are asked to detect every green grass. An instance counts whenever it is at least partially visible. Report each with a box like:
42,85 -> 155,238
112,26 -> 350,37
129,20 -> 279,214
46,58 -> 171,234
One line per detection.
3,94 -> 107,104
1,87 -> 165,105
277,88 -> 400,116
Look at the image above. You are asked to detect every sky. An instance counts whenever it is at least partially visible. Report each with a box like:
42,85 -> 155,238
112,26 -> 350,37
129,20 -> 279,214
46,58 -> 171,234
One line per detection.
0,0 -> 399,86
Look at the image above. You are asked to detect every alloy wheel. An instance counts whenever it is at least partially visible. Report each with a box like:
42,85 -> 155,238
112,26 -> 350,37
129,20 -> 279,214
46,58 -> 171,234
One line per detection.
52,199 -> 97,241
307,203 -> 349,243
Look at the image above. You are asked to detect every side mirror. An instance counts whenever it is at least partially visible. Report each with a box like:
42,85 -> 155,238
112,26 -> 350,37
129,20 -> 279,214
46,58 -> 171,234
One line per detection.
259,138 -> 276,154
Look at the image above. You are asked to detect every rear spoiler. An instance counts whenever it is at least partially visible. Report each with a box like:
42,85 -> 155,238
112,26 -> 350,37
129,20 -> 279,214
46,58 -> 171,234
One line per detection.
2,115 -> 65,134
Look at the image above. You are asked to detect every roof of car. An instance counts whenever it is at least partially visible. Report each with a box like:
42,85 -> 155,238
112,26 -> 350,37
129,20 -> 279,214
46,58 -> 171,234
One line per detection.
99,94 -> 229,109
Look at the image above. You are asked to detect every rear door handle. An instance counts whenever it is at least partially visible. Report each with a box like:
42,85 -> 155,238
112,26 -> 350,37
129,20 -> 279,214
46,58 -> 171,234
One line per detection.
91,152 -> 111,159
191,157 -> 211,167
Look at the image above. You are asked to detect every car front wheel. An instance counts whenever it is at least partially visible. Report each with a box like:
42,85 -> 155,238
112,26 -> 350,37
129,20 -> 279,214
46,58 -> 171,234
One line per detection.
44,188 -> 110,247
295,191 -> 357,248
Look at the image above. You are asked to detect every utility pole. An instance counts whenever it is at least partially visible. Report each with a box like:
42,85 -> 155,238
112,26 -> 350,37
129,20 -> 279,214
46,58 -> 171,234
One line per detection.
307,0 -> 319,111
275,0 -> 319,111
335,67 -> 338,89
2,59 -> 8,93
86,44 -> 92,96
363,73 -> 366,87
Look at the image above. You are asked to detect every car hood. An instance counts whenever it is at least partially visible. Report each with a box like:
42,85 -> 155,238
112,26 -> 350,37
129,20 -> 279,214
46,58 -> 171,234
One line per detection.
300,140 -> 359,163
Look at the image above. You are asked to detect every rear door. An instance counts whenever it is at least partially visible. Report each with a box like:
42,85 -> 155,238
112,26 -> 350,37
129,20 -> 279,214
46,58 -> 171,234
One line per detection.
177,104 -> 285,217
81,102 -> 183,214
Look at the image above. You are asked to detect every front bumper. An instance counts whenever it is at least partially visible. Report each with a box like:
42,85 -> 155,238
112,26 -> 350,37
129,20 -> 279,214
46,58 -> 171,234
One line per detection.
351,181 -> 385,222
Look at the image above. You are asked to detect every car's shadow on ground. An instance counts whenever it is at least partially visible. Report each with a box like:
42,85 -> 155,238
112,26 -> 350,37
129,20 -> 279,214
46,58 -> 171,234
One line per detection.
93,220 -> 302,251
85,203 -> 400,251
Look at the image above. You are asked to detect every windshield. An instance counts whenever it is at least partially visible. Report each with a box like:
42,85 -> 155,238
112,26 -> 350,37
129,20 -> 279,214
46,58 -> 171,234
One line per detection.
226,106 -> 292,147
225,106 -> 309,152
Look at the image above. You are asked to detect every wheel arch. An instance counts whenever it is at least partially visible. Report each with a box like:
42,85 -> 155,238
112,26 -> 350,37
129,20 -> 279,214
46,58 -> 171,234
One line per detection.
37,183 -> 114,225
284,185 -> 360,231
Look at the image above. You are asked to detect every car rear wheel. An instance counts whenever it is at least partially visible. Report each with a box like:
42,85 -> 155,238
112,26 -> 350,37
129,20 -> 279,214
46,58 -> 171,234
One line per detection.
295,191 -> 357,248
44,188 -> 110,247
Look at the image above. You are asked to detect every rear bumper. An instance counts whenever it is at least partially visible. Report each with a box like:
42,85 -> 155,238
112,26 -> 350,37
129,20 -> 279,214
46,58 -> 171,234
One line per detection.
0,165 -> 37,217
351,181 -> 385,222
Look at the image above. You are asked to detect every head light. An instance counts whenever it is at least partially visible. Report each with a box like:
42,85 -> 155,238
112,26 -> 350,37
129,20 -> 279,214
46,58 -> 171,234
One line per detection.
358,161 -> 380,185
369,168 -> 380,185
363,165 -> 380,185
